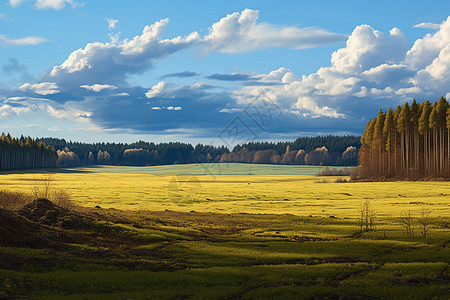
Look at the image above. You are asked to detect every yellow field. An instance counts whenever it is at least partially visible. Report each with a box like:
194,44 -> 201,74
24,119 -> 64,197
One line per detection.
1,165 -> 449,218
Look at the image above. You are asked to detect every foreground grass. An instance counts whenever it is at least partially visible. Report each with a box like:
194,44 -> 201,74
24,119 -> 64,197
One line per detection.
0,208 -> 449,299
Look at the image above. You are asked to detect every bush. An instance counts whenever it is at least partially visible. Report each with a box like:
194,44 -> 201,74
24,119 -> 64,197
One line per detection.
335,177 -> 347,183
316,166 -> 351,176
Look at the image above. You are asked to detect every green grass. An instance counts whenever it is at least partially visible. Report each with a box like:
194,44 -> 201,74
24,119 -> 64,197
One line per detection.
0,164 -> 449,299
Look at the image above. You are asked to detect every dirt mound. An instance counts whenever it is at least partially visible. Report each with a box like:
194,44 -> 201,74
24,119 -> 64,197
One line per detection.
19,198 -> 86,229
0,209 -> 52,248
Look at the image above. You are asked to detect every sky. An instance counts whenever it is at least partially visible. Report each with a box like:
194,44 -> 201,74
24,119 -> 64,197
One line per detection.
0,0 -> 449,147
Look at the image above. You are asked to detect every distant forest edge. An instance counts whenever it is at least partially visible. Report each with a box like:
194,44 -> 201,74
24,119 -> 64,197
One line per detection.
0,134 -> 57,170
358,96 -> 450,180
0,134 -> 361,171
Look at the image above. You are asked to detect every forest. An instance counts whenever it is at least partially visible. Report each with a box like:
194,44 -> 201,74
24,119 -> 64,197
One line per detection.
39,135 -> 360,168
0,133 -> 57,170
359,96 -> 450,179
0,135 -> 360,171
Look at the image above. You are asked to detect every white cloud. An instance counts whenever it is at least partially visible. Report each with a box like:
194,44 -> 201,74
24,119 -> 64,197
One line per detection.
167,106 -> 182,111
9,0 -> 80,9
330,26 -> 407,74
47,9 -> 345,87
0,35 -> 48,46
413,22 -> 440,30
296,97 -> 345,118
47,104 -> 91,120
0,104 -> 31,117
112,92 -> 130,97
48,18 -> 199,85
406,16 -> 450,69
106,18 -> 118,30
151,106 -> 182,111
18,82 -> 60,95
202,9 -> 346,54
233,17 -> 450,121
145,81 -> 167,98
80,84 -> 117,92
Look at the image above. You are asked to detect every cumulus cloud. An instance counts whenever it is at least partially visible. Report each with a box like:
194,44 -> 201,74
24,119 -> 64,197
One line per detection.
80,84 -> 117,92
145,81 -> 167,98
202,9 -> 346,54
18,82 -> 60,95
47,18 -> 200,87
413,22 -> 440,30
46,9 -> 345,88
296,97 -> 345,118
0,35 -> 48,46
0,104 -> 31,117
7,11 -> 449,138
233,17 -> 450,124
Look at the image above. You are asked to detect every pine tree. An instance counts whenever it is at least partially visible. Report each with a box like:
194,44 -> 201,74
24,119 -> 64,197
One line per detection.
374,109 -> 386,176
447,106 -> 450,177
429,103 -> 438,176
384,108 -> 395,177
419,100 -> 432,175
398,102 -> 411,175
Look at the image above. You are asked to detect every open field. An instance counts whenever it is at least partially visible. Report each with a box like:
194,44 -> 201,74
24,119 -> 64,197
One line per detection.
0,164 -> 449,218
0,164 -> 449,299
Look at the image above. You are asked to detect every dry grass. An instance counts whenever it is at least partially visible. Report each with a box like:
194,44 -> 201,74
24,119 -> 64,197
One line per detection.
0,190 -> 33,210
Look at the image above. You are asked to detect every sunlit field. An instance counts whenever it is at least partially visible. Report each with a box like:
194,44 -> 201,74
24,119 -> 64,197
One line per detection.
1,163 -> 449,219
0,164 -> 449,299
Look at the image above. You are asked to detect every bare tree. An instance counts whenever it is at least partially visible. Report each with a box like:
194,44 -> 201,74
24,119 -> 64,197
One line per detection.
417,208 -> 432,238
33,174 -> 53,199
399,210 -> 415,238
359,200 -> 376,232
32,174 -> 73,208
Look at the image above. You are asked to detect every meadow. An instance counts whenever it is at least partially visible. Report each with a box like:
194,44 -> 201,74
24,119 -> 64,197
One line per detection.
1,163 -> 449,218
0,163 -> 449,299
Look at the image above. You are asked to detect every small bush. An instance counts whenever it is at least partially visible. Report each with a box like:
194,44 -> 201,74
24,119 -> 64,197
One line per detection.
51,189 -> 73,209
335,177 -> 348,183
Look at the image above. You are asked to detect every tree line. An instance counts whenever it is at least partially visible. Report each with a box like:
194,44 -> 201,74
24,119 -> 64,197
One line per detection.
38,135 -> 361,167
0,134 -> 361,170
37,138 -> 230,167
227,136 -> 361,166
221,145 -> 359,166
233,135 -> 361,154
0,133 -> 57,170
359,96 -> 450,179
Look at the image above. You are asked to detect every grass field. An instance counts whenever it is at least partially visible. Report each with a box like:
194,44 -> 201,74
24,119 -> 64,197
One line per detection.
0,164 -> 449,218
0,164 -> 449,299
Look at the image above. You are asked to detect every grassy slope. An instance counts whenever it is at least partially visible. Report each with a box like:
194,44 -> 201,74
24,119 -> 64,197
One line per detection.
0,164 -> 449,299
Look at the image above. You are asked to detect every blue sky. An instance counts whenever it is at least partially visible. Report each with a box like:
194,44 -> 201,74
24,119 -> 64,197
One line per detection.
1,0 -> 449,146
